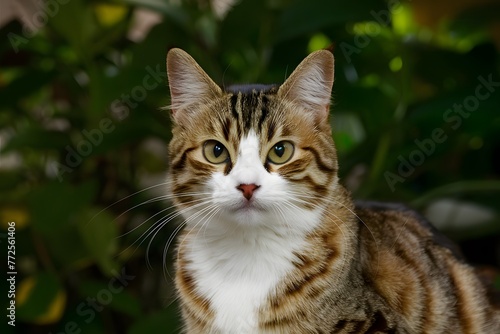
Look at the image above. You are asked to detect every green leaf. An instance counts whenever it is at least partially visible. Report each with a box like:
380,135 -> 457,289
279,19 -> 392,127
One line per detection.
55,307 -> 106,334
121,0 -> 188,26
0,70 -> 56,108
450,3 -> 500,34
1,125 -> 70,153
45,224 -> 90,268
88,111 -> 169,155
0,171 -> 25,192
48,0 -> 99,60
128,306 -> 181,334
220,0 -> 269,46
28,181 -> 97,235
276,0 -> 387,42
87,21 -> 173,118
16,272 -> 64,322
76,208 -> 119,275
79,280 -> 141,317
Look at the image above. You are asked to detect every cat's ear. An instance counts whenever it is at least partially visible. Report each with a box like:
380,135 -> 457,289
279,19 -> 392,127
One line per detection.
278,50 -> 334,122
166,48 -> 222,122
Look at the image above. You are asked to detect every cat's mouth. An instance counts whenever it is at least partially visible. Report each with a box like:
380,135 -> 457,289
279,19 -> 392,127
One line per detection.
230,199 -> 265,214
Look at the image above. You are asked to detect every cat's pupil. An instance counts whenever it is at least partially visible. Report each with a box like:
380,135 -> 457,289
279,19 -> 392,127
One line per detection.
274,145 -> 285,157
213,144 -> 224,158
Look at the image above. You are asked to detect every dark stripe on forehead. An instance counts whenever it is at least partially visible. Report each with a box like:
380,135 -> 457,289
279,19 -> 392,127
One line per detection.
258,109 -> 268,131
230,94 -> 239,120
242,93 -> 254,130
267,121 -> 276,141
258,95 -> 269,130
222,117 -> 231,141
226,85 -> 278,136
239,90 -> 270,132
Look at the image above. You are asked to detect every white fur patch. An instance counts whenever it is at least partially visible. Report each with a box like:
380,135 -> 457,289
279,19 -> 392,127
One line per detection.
182,131 -> 322,333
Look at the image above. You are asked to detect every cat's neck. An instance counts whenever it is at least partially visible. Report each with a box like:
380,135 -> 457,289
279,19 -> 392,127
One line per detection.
182,206 -> 324,268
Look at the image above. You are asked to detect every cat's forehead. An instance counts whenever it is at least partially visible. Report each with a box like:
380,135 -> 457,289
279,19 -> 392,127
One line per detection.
189,83 -> 318,150
220,84 -> 281,138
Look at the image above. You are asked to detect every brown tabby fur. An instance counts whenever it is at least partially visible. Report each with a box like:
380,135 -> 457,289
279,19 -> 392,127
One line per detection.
166,48 -> 500,333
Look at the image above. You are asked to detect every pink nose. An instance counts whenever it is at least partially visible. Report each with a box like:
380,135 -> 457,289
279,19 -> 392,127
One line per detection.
237,184 -> 260,200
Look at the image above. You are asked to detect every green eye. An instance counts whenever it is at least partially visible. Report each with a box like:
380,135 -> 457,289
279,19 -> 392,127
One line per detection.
267,141 -> 294,164
203,140 -> 229,164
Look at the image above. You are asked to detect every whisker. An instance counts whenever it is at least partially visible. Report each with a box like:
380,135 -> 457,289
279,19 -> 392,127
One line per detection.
116,194 -> 211,239
169,204 -> 219,281
199,205 -> 221,250
145,199 -> 214,269
157,201 -> 215,259
117,198 -> 212,263
87,181 -> 174,225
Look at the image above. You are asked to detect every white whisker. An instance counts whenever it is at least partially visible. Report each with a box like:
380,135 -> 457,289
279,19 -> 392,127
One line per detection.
118,197 -> 212,264
87,181 -> 174,226
147,199 -> 214,269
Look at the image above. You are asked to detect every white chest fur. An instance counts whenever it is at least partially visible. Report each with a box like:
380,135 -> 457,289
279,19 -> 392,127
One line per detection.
184,222 -> 315,333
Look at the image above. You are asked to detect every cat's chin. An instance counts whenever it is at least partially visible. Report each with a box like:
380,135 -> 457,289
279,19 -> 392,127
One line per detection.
233,208 -> 265,223
225,202 -> 269,226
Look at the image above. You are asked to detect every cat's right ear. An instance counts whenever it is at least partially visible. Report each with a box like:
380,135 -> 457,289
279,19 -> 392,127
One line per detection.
166,48 -> 222,123
278,50 -> 334,123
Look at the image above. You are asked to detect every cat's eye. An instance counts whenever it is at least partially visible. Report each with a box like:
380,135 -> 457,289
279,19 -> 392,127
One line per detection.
203,140 -> 229,164
267,141 -> 294,165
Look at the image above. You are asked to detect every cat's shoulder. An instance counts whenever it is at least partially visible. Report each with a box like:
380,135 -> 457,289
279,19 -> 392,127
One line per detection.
354,200 -> 464,260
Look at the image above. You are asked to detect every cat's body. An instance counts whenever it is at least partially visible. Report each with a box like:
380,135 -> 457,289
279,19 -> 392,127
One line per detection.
166,48 -> 500,333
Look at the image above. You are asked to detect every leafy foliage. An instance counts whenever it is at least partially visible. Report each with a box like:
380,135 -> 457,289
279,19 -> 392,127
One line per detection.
1,0 -> 499,332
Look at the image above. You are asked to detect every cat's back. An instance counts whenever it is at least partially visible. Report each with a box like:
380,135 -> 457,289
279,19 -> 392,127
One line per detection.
355,201 -> 500,333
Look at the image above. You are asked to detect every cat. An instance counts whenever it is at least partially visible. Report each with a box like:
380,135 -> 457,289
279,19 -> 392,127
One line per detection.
165,48 -> 500,333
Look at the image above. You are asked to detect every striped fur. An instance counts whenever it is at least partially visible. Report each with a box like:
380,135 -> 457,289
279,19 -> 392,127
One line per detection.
166,48 -> 500,333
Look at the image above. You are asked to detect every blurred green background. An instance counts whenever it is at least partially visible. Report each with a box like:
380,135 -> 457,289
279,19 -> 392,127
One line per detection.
1,0 -> 500,333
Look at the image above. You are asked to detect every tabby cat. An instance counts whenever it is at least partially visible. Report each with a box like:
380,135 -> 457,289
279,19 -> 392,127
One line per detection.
165,48 -> 500,333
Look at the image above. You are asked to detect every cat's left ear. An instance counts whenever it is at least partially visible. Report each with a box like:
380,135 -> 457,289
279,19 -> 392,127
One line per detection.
166,48 -> 222,124
278,50 -> 334,122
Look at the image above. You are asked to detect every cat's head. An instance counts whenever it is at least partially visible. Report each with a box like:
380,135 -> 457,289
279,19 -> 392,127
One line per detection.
166,49 -> 338,232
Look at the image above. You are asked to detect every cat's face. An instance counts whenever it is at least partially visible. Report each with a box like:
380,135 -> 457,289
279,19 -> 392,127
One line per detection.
166,49 -> 337,232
